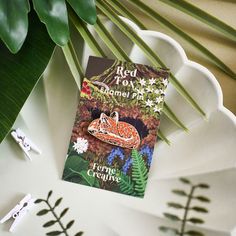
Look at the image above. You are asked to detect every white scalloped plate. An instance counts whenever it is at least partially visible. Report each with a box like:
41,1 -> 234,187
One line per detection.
0,17 -> 235,236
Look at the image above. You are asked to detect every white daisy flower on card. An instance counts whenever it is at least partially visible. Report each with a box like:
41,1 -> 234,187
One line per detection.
153,106 -> 161,113
149,77 -> 156,85
146,86 -> 153,93
156,89 -> 165,95
139,78 -> 146,86
162,78 -> 168,86
156,96 -> 163,103
136,88 -> 145,95
155,89 -> 164,95
145,99 -> 154,107
73,137 -> 88,154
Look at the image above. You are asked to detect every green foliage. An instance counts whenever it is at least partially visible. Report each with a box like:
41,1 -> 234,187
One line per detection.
32,0 -> 69,46
96,0 -> 206,117
119,172 -> 136,195
163,213 -> 181,222
185,231 -> 204,236
67,0 -> 97,25
62,154 -> 99,187
1,0 -> 235,144
159,0 -> 236,42
159,226 -> 179,235
160,178 -> 211,236
0,11 -> 55,143
128,0 -> 236,79
118,149 -> 148,197
0,0 -> 30,53
35,190 -> 83,236
0,0 -> 96,52
131,149 -> 148,196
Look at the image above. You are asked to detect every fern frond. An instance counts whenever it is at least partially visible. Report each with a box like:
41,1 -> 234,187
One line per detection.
119,173 -> 136,195
131,149 -> 148,196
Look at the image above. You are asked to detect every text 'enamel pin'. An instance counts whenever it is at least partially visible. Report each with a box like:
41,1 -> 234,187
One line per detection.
0,194 -> 35,232
11,128 -> 41,160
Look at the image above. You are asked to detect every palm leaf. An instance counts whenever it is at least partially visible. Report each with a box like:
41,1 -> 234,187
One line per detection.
163,103 -> 188,131
69,11 -> 171,143
97,0 -> 206,116
94,17 -> 131,61
62,40 -> 83,89
94,16 -> 186,132
68,7 -> 106,58
159,0 -> 236,42
158,130 -> 170,145
106,0 -> 147,30
128,0 -> 236,79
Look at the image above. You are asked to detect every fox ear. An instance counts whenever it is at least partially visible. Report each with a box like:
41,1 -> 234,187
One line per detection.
110,111 -> 119,124
100,112 -> 107,119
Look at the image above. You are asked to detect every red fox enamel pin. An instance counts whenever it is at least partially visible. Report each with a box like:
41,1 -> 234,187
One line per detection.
88,111 -> 140,149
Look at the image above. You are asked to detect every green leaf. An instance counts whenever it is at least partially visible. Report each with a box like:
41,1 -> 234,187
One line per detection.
172,189 -> 188,196
66,220 -> 75,229
119,173 -> 136,195
197,183 -> 210,189
0,0 -> 30,53
94,17 -> 131,62
35,199 -> 44,204
54,198 -> 63,208
79,170 -> 96,186
96,0 -> 206,116
187,217 -> 204,224
191,206 -> 208,213
0,11 -> 55,143
163,103 -> 188,131
128,0 -> 236,79
37,209 -> 50,216
43,220 -> 57,228
93,17 -> 186,133
74,232 -> 84,236
106,0 -> 147,30
32,0 -> 69,46
46,231 -> 63,236
158,130 -> 171,145
67,0 -> 97,25
179,177 -> 192,185
62,155 -> 89,180
159,0 -> 236,42
59,208 -> 69,218
163,213 -> 181,221
159,226 -> 179,235
195,196 -> 211,203
68,8 -> 106,57
167,202 -> 184,209
62,40 -> 84,89
62,155 -> 97,186
47,190 -> 53,200
131,149 -> 148,196
185,230 -> 204,236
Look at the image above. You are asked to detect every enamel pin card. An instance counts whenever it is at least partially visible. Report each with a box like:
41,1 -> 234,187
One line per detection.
62,56 -> 169,197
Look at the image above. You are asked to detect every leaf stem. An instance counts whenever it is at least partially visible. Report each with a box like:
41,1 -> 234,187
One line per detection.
45,200 -> 69,236
180,185 -> 196,236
